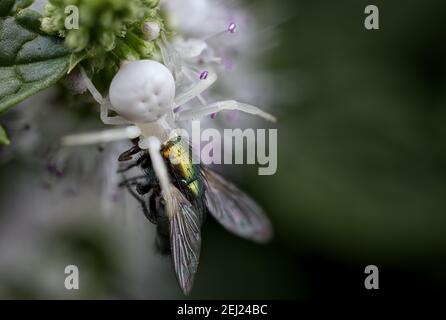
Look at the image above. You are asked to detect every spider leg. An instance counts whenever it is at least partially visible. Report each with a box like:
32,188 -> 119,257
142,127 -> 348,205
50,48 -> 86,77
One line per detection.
175,100 -> 277,122
80,67 -> 104,105
100,98 -> 132,125
158,33 -> 182,81
139,136 -> 175,218
183,68 -> 208,106
174,69 -> 217,107
79,67 -> 132,126
61,126 -> 141,146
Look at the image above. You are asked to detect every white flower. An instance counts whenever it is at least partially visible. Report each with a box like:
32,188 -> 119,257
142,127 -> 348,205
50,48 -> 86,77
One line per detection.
30,0 -> 47,12
163,0 -> 277,129
172,38 -> 209,63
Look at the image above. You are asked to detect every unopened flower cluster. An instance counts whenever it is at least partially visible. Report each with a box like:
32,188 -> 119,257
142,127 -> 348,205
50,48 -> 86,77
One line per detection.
41,0 -> 163,72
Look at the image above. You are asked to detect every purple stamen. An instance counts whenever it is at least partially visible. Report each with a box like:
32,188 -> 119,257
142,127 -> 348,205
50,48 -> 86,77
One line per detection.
199,70 -> 209,80
211,113 -> 217,119
173,106 -> 182,113
228,22 -> 237,33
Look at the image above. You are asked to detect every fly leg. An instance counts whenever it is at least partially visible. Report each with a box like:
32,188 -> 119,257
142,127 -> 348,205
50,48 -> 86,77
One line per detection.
117,157 -> 146,174
120,175 -> 157,224
118,175 -> 149,186
119,176 -> 158,196
152,188 -> 170,254
118,144 -> 142,162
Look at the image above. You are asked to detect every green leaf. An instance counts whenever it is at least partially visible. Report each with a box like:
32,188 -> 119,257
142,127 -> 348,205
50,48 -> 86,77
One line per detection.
0,125 -> 10,145
0,0 -> 16,16
12,0 -> 33,14
68,51 -> 88,74
0,6 -> 71,114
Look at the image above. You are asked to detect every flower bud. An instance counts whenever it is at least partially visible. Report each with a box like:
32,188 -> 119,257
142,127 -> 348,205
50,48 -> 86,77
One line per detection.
66,29 -> 90,52
99,30 -> 116,52
142,21 -> 160,41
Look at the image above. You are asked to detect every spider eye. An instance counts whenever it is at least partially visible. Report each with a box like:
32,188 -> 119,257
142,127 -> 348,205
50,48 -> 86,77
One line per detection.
109,60 -> 176,123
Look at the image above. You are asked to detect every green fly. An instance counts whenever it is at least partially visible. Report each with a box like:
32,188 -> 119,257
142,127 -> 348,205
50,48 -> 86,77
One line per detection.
118,136 -> 273,294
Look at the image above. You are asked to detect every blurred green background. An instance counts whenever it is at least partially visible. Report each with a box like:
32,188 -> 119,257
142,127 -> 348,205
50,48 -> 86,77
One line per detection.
1,0 -> 446,298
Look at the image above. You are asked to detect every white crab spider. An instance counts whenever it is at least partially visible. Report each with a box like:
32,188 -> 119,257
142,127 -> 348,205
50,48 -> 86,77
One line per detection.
69,59 -> 276,145
62,31 -> 276,216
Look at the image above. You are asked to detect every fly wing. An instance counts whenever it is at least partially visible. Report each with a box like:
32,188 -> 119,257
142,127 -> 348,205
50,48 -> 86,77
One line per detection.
203,168 -> 273,243
169,186 -> 202,295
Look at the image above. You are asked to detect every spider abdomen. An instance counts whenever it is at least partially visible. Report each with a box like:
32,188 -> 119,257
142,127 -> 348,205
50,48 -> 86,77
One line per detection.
109,60 -> 176,123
